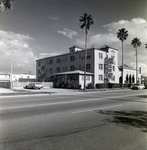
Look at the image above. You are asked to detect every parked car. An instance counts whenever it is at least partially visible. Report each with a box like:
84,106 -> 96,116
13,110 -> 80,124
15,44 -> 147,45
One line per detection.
24,83 -> 43,89
131,84 -> 145,90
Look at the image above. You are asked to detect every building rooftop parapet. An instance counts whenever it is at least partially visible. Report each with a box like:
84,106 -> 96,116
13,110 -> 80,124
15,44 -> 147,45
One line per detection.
97,45 -> 118,51
69,45 -> 83,50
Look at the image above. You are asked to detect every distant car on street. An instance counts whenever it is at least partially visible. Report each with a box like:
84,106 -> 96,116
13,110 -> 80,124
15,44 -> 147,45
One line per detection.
24,83 -> 43,89
131,84 -> 145,90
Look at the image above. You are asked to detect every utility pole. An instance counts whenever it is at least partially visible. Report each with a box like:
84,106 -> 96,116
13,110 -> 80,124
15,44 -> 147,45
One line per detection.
10,51 -> 13,89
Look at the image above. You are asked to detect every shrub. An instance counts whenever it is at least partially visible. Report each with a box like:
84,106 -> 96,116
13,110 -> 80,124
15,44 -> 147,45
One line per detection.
108,83 -> 123,88
95,83 -> 108,89
86,83 -> 94,89
79,84 -> 81,89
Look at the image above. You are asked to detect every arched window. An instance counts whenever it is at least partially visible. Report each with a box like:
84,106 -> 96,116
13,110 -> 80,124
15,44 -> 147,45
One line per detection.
129,75 -> 132,84
126,74 -> 128,83
132,75 -> 135,83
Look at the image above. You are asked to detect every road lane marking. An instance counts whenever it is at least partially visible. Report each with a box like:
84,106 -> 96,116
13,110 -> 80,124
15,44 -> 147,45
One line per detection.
0,92 -> 146,102
0,93 -> 144,110
72,104 -> 123,114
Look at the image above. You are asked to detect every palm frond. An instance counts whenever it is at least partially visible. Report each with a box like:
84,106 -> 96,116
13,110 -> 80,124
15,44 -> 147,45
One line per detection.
131,38 -> 141,48
79,12 -> 94,34
0,0 -> 14,12
117,28 -> 128,42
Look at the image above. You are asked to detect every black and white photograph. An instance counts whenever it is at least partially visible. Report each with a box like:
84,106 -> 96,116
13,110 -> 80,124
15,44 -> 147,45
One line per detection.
0,0 -> 147,149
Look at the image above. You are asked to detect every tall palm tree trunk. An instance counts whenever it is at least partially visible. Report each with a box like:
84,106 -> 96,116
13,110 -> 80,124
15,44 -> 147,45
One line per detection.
136,47 -> 138,84
121,41 -> 123,89
84,32 -> 87,90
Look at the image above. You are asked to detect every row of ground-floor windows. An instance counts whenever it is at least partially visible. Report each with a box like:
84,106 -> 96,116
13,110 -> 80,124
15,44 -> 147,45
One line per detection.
81,76 -> 90,81
56,75 -> 91,81
55,75 -> 115,82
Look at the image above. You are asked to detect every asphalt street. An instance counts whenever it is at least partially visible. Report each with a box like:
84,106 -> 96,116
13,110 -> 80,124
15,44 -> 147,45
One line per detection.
0,90 -> 147,150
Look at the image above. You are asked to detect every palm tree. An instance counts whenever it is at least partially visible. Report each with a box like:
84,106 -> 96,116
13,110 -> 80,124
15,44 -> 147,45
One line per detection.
131,38 -> 141,84
79,12 -> 94,90
117,28 -> 128,89
0,0 -> 14,12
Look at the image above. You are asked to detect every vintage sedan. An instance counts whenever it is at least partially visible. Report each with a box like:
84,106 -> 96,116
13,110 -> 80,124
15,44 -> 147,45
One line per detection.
24,83 -> 43,89
131,84 -> 145,90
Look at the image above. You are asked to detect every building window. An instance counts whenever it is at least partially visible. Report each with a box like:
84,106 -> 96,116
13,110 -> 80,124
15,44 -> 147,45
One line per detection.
70,56 -> 75,61
86,64 -> 91,70
49,59 -> 53,64
63,57 -> 67,61
79,54 -> 81,59
99,75 -> 103,81
113,66 -> 115,71
57,58 -> 60,63
87,55 -> 91,59
86,76 -> 90,80
82,75 -> 90,80
99,53 -> 103,59
70,65 -> 74,71
38,62 -> 41,66
65,66 -> 67,71
49,68 -> 53,73
79,65 -> 81,70
56,67 -> 60,73
99,64 -> 103,70
112,76 -> 115,81
63,66 -> 64,71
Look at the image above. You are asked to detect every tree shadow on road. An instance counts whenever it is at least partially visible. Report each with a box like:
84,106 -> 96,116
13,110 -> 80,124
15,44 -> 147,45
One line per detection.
97,110 -> 147,132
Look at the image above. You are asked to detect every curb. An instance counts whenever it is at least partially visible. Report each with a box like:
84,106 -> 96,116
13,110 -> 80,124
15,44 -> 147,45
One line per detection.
0,92 -> 55,96
0,88 -> 132,96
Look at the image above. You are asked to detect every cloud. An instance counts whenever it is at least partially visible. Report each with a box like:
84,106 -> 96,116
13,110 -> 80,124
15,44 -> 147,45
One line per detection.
48,15 -> 59,21
58,28 -> 77,39
0,30 -> 37,74
76,17 -> 147,76
102,17 -> 147,44
38,52 -> 62,59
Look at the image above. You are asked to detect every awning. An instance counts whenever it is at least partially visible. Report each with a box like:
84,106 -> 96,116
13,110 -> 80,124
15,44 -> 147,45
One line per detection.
54,70 -> 94,75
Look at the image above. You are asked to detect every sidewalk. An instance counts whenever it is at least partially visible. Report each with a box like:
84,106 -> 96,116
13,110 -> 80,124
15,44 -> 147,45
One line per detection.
0,87 -> 79,96
0,87 -> 131,96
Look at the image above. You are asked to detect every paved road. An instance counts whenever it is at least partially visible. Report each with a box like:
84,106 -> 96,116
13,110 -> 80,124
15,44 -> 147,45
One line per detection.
0,90 -> 147,150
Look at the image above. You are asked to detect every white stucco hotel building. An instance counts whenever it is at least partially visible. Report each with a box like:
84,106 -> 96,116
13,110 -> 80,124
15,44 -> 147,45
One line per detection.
36,45 -> 126,88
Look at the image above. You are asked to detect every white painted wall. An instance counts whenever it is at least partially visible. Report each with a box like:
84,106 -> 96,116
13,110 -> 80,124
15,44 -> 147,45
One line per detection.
79,75 -> 93,89
94,49 -> 106,85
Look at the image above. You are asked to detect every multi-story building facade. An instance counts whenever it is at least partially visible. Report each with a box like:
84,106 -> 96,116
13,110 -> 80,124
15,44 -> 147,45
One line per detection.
36,45 -> 120,88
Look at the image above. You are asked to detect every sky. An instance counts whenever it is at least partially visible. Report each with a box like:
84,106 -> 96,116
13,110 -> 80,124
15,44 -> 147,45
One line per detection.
0,0 -> 147,76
